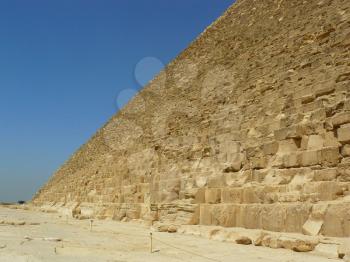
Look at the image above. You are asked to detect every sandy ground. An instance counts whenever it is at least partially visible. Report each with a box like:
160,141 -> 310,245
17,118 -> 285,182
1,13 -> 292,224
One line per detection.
0,206 -> 342,262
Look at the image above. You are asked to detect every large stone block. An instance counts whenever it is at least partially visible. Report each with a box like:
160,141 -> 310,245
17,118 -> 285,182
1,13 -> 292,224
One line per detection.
320,147 -> 341,167
338,126 -> 350,143
342,145 -> 350,157
307,135 -> 324,150
301,150 -> 320,166
313,169 -> 337,182
205,189 -> 221,204
322,203 -> 350,237
331,112 -> 350,127
221,188 -> 242,204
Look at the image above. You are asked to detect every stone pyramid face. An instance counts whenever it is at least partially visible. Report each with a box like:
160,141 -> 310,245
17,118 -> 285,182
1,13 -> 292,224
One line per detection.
34,0 -> 350,237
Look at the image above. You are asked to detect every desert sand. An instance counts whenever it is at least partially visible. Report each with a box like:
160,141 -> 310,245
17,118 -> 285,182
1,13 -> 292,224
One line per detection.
0,206 -> 342,262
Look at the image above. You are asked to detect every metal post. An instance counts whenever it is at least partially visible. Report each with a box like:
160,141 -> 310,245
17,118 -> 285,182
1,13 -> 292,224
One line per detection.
150,233 -> 153,253
90,219 -> 93,232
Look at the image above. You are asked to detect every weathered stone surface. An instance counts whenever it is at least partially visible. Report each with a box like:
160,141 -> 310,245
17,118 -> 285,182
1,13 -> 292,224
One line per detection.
33,0 -> 350,242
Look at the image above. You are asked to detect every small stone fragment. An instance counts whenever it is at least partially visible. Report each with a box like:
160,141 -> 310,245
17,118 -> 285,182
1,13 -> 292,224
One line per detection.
292,244 -> 314,252
235,236 -> 252,245
168,225 -> 178,233
157,225 -> 169,233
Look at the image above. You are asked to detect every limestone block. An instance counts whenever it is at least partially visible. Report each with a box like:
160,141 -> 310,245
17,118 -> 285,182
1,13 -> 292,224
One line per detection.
342,145 -> 350,157
207,175 -> 225,188
313,169 -> 337,181
277,139 -> 299,154
123,185 -> 137,195
338,127 -> 350,143
195,176 -> 208,188
244,205 -> 263,229
251,169 -> 268,183
301,136 -> 309,150
345,100 -> 350,111
224,170 -> 251,187
261,234 -> 282,249
296,123 -> 324,136
307,135 -> 324,150
310,108 -> 326,122
134,193 -> 144,203
285,204 -> 312,233
164,191 -> 180,202
261,205 -> 286,232
250,155 -> 267,169
194,188 -> 206,204
262,141 -> 279,155
205,189 -> 221,204
231,153 -> 245,171
314,243 -> 339,259
324,132 -> 341,147
302,182 -> 344,201
221,188 -> 242,203
242,187 -> 265,204
320,147 -> 341,167
188,206 -> 200,225
302,219 -> 323,236
337,162 -> 350,182
315,85 -> 335,97
331,112 -> 350,127
277,192 -> 300,203
233,205 -> 247,228
322,203 -> 350,237
301,150 -> 320,166
199,204 -> 234,227
137,184 -> 149,194
235,236 -> 252,245
223,162 -> 241,173
276,235 -> 318,252
223,141 -> 241,154
168,225 -> 178,233
282,152 -> 300,168
165,179 -> 181,192
310,203 -> 329,220
274,126 -> 298,141
157,224 -> 170,232
263,170 -> 290,185
179,188 -> 196,200
219,205 -> 237,227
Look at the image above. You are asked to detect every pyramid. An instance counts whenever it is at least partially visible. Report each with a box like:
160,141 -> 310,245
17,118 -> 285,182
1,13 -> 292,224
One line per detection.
34,0 -> 350,238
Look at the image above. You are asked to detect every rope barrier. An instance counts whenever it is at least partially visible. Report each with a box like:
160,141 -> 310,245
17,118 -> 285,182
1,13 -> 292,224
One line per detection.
85,222 -> 223,261
153,236 -> 222,262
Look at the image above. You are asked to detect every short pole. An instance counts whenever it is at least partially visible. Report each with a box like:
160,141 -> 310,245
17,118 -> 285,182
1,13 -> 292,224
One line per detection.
90,219 -> 93,232
150,233 -> 153,253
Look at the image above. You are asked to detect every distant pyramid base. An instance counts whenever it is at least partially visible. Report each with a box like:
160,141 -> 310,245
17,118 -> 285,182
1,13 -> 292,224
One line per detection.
34,0 -> 350,239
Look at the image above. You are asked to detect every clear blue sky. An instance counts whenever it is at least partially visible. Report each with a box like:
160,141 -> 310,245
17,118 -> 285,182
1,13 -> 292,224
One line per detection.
0,0 -> 234,202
